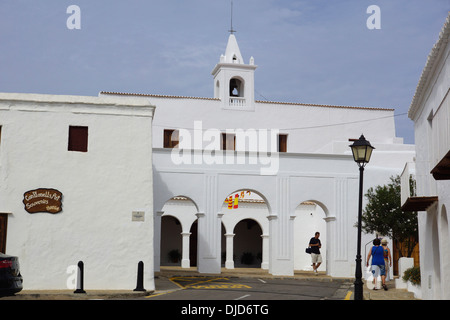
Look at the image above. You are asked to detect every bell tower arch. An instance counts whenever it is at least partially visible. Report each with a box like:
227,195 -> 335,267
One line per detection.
211,34 -> 257,111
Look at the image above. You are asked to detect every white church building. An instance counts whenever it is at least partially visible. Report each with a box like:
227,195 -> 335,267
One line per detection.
0,32 -> 415,290
103,33 -> 414,278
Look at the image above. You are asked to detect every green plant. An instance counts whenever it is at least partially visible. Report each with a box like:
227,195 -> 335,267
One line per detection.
402,266 -> 421,286
240,252 -> 254,265
361,175 -> 418,258
168,249 -> 181,263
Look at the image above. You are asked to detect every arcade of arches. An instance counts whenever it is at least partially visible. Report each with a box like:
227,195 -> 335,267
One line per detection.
159,190 -> 327,272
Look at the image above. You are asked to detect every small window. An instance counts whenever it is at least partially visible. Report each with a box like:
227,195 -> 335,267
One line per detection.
164,129 -> 179,148
221,133 -> 236,150
278,134 -> 287,152
427,110 -> 434,127
68,126 -> 88,152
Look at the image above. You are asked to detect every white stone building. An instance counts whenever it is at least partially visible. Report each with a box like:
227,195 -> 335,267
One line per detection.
0,93 -> 156,290
102,33 -> 415,278
0,31 -> 417,291
401,13 -> 450,300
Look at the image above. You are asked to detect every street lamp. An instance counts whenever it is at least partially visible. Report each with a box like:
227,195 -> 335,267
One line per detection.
349,134 -> 374,300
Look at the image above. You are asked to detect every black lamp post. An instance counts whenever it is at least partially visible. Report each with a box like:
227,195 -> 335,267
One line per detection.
349,134 -> 374,300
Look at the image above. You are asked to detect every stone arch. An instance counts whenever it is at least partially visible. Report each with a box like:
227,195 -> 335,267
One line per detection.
221,189 -> 270,234
229,77 -> 245,97
160,196 -> 199,269
161,195 -> 199,216
293,200 -> 328,272
220,188 -> 272,217
221,188 -> 270,270
233,218 -> 263,268
152,170 -> 203,213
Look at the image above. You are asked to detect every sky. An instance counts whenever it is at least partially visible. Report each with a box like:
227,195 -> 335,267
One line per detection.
1,1 -> 449,145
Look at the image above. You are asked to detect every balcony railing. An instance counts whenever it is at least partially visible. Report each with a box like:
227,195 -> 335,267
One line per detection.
229,97 -> 246,107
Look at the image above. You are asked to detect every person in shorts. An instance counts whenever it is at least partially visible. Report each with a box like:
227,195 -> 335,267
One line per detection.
309,232 -> 322,275
381,238 -> 392,281
366,238 -> 388,290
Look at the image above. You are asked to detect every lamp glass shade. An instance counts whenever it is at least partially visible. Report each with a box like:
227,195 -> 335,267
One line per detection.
349,135 -> 374,165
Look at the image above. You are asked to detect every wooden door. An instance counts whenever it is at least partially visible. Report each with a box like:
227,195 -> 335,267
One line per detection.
0,214 -> 7,253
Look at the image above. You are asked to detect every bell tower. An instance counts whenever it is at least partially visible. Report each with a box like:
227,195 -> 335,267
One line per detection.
211,33 -> 257,111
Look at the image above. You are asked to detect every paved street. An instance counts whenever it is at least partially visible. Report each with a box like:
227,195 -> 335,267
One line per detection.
149,275 -> 352,300
0,267 -> 417,303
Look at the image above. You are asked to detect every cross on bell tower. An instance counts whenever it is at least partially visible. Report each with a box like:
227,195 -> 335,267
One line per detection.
228,1 -> 236,35
211,1 -> 257,111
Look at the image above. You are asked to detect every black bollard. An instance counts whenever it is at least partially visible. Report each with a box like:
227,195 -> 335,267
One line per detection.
74,261 -> 86,294
133,261 -> 146,292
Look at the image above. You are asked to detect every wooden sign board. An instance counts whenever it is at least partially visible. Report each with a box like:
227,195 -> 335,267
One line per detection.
23,188 -> 63,214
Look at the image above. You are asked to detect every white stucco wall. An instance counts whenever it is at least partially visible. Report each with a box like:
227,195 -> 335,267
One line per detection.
0,93 -> 156,290
407,14 -> 450,300
152,148 -> 407,278
100,93 -> 407,156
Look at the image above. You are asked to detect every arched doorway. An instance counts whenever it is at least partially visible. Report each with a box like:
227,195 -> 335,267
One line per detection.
160,216 -> 182,266
294,201 -> 327,272
234,219 -> 262,268
221,189 -> 269,269
229,77 -> 244,97
160,196 -> 199,269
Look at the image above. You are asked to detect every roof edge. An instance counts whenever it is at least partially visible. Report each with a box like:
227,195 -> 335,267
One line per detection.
408,13 -> 450,119
100,91 -> 220,101
0,92 -> 154,108
255,100 -> 395,111
100,91 -> 394,111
